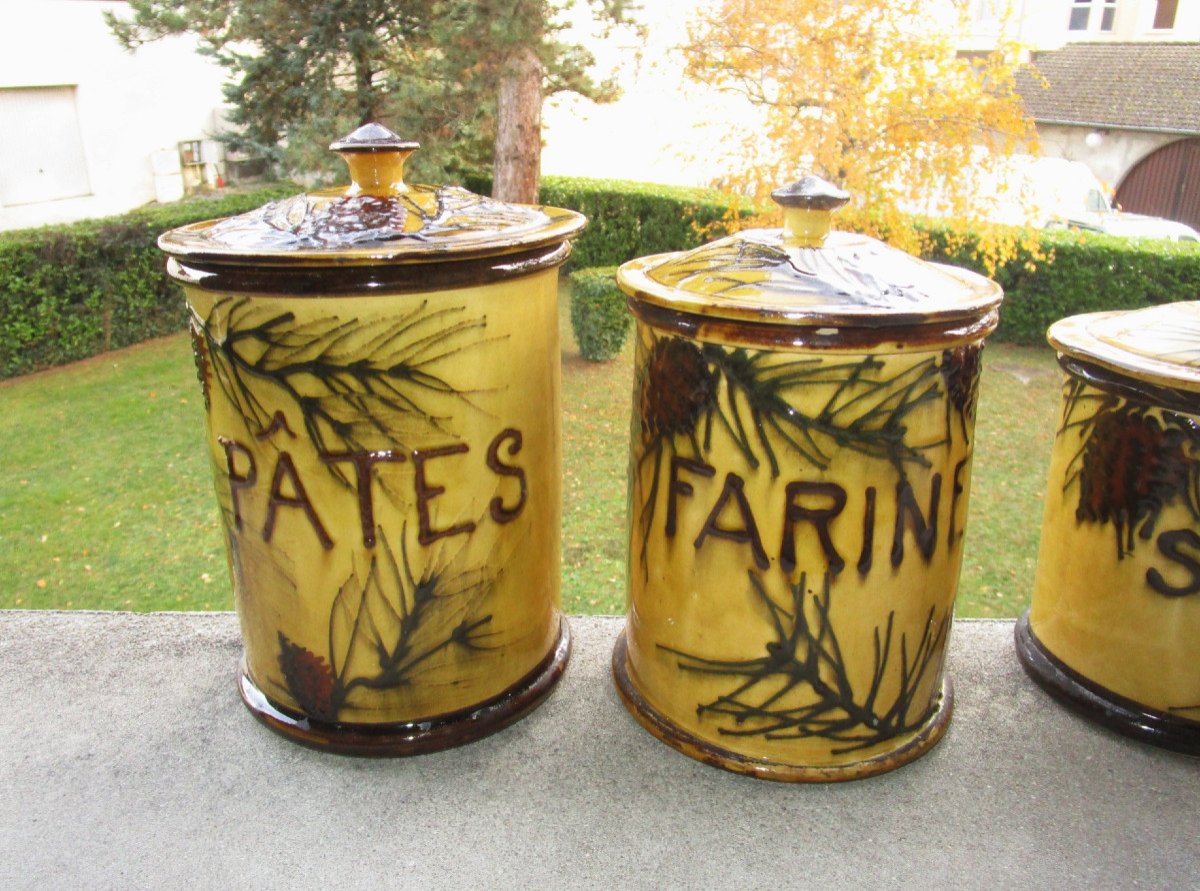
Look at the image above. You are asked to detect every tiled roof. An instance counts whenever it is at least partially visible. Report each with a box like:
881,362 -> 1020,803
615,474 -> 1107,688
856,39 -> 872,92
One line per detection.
1016,42 -> 1200,134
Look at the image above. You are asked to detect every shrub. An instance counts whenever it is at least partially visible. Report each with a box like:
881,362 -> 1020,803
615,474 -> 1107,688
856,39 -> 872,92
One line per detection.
0,184 -> 299,379
7,171 -> 1199,377
569,266 -> 630,361
467,174 -> 1200,346
463,173 -> 746,269
920,222 -> 1200,344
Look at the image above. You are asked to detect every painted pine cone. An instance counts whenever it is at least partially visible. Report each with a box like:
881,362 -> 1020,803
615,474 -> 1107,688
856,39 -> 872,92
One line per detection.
1076,406 -> 1192,550
278,632 -> 339,721
639,337 -> 714,440
941,344 -> 982,422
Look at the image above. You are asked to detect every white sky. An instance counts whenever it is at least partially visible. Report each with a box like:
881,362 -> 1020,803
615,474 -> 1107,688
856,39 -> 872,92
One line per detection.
540,0 -> 764,187
538,0 -> 981,188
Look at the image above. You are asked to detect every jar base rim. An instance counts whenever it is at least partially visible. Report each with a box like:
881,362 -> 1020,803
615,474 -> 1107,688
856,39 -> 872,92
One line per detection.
239,615 -> 571,756
611,628 -> 952,782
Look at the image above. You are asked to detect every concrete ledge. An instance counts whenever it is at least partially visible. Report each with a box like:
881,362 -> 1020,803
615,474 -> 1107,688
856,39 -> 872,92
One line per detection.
1,612 -> 1196,889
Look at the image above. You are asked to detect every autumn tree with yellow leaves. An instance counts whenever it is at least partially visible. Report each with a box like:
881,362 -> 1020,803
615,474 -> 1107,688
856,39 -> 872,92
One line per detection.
684,0 -> 1039,269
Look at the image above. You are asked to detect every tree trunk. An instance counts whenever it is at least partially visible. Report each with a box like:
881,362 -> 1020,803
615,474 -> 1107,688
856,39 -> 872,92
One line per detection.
353,48 -> 377,125
493,45 -> 543,204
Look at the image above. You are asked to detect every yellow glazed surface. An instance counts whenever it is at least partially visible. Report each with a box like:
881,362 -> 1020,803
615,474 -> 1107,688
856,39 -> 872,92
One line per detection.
621,318 -> 988,772
1047,302 -> 1200,393
1029,366 -> 1200,719
184,271 -> 563,724
159,125 -> 584,741
614,176 -> 1001,777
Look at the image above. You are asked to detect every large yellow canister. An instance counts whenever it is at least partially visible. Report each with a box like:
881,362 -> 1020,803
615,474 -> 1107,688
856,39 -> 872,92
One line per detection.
613,177 -> 1003,780
158,124 -> 585,754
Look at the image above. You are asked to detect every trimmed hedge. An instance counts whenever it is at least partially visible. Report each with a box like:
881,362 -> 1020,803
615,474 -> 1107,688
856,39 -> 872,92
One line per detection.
568,266 -> 630,361
921,225 -> 1200,345
4,172 -> 1199,379
470,173 -> 1200,346
0,185 -> 298,379
0,175 -> 735,379
464,173 -> 744,269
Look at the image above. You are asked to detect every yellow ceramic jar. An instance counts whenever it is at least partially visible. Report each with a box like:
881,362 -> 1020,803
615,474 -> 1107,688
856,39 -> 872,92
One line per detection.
159,124 -> 585,754
1018,302 -> 1200,754
613,177 -> 1003,781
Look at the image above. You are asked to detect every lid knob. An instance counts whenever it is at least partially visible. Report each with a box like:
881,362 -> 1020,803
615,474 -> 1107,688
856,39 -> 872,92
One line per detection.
771,175 -> 850,248
330,122 -> 420,198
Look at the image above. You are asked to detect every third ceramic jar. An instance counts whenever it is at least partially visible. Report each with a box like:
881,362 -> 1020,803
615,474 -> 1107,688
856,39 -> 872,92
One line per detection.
1017,301 -> 1200,754
612,176 -> 1003,781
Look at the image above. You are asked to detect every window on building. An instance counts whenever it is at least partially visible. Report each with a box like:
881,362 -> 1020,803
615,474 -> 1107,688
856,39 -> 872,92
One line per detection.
0,86 -> 91,207
1069,0 -> 1092,30
1153,0 -> 1178,29
967,0 -> 992,22
1100,0 -> 1117,31
1068,0 -> 1118,32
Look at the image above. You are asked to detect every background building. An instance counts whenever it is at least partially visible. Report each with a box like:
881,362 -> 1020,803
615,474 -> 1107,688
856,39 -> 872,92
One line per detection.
963,0 -> 1198,49
3,1 -> 1196,232
968,0 -> 1200,228
0,0 -> 230,231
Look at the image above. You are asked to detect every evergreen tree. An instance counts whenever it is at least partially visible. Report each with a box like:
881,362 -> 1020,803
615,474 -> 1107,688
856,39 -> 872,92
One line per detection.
428,0 -> 638,200
108,0 -> 639,196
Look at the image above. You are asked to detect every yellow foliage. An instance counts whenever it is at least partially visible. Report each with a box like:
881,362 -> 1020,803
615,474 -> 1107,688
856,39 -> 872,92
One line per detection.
684,0 -> 1041,272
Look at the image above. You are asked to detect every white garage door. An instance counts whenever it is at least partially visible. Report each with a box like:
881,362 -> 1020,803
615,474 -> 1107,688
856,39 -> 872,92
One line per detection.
0,86 -> 92,206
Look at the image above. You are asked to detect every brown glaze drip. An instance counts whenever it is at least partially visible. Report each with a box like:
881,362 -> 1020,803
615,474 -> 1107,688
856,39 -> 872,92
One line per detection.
1059,354 -> 1200,417
628,297 -> 999,352
167,241 -> 572,296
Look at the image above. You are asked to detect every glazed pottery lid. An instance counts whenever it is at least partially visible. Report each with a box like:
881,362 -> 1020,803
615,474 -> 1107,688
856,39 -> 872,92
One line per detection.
1048,301 -> 1200,393
158,123 -> 586,266
617,175 -> 1002,329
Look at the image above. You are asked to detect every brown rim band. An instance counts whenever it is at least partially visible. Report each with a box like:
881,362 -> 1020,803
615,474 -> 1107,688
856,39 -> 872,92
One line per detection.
627,298 -> 999,351
1059,354 -> 1200,416
166,240 -> 573,296
1015,613 -> 1200,756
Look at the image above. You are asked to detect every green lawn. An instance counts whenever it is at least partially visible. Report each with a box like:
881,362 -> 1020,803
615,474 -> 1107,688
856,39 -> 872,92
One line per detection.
0,289 -> 1061,616
0,335 -> 226,610
961,344 -> 1062,616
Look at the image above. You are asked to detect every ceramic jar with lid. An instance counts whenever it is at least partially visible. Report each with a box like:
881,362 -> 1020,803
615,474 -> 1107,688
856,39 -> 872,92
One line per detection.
612,177 -> 1004,781
158,124 -> 585,754
1017,302 -> 1200,754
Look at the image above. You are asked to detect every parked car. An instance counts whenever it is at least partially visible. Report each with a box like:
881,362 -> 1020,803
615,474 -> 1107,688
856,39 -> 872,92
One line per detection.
905,154 -> 1114,228
1050,211 -> 1200,243
907,152 -> 1199,242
